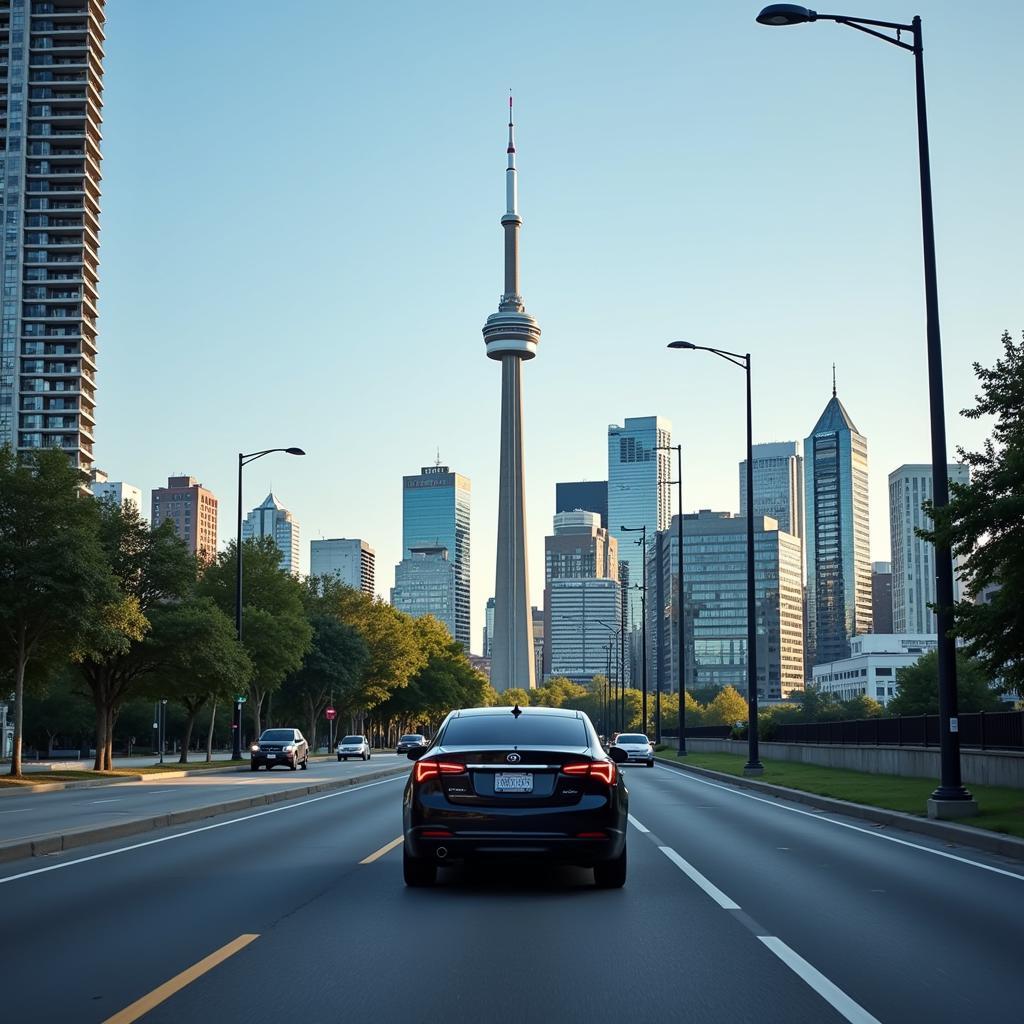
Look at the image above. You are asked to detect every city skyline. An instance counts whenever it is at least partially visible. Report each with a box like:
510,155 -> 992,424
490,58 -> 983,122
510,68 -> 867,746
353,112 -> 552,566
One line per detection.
90,2 -> 1021,655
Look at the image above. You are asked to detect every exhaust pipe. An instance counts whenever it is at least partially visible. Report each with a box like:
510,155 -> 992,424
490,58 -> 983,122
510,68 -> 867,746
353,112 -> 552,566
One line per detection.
436,846 -> 448,860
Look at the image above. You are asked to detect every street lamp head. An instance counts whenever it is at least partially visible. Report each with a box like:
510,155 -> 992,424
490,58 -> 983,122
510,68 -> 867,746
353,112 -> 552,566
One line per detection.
756,4 -> 816,26
285,447 -> 306,456
667,340 -> 697,350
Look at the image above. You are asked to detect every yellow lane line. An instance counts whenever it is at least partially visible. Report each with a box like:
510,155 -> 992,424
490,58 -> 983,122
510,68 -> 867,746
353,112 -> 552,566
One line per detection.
102,933 -> 259,1024
360,836 -> 404,864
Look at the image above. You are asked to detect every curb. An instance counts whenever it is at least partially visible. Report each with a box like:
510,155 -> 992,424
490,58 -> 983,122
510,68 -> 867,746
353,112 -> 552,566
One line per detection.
0,774 -> 148,796
653,755 -> 1024,863
0,764 -> 409,866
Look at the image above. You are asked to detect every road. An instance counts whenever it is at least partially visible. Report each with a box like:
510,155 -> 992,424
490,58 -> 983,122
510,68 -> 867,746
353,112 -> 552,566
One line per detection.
0,755 -> 403,847
1,761 -> 1020,1023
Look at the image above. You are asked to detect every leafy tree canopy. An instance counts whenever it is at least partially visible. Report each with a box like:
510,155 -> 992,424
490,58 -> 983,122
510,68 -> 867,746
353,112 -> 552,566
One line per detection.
889,651 -> 1003,716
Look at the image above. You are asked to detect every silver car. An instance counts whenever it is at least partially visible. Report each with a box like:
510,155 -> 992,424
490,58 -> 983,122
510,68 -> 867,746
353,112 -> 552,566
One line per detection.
611,733 -> 654,767
336,735 -> 371,761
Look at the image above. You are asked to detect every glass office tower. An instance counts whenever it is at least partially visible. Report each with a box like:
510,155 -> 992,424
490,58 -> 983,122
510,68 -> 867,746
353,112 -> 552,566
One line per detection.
804,391 -> 871,666
607,416 -> 671,633
1,1 -> 106,470
402,464 -> 470,650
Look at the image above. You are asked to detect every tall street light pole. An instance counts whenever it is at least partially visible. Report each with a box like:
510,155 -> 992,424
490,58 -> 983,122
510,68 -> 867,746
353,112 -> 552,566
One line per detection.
233,446 -> 306,760
657,443 -> 686,755
597,618 -> 622,732
620,525 -> 648,738
669,342 -> 762,775
755,5 -> 975,816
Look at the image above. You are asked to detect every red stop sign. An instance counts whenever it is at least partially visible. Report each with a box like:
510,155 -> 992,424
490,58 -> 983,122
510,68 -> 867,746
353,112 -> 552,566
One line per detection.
325,707 -> 337,720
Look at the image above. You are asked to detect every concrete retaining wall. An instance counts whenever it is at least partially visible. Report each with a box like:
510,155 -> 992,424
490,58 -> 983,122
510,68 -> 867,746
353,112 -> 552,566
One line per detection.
684,738 -> 1023,789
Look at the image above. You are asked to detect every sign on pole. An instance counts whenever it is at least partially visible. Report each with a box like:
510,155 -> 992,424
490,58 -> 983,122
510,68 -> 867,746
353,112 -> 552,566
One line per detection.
325,707 -> 337,721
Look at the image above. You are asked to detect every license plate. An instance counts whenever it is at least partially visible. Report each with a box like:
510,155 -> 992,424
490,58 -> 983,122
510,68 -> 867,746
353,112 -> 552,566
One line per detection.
266,754 -> 276,759
494,772 -> 533,793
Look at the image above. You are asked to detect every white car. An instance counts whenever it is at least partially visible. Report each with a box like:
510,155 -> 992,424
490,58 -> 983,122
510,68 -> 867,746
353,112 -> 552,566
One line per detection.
336,735 -> 371,761
611,733 -> 654,767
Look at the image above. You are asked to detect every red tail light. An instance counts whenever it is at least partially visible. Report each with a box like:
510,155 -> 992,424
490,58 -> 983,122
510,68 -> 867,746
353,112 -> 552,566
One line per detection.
422,829 -> 454,838
413,760 -> 465,783
562,761 -> 617,785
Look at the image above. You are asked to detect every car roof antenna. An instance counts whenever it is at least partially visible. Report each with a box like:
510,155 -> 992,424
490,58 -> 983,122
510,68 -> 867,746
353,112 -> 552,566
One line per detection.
511,704 -> 522,718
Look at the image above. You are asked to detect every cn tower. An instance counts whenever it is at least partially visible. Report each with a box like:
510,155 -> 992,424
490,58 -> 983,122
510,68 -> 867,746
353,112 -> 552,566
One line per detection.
483,96 -> 541,691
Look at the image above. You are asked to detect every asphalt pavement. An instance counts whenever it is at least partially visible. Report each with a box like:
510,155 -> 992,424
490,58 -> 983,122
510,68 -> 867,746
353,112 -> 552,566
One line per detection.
1,761 -> 1020,1023
0,755 -> 404,847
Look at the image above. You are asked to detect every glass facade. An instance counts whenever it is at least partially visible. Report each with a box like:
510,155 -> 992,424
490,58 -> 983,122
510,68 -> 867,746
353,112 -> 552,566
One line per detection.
555,479 -> 608,528
653,512 -> 804,699
242,493 -> 300,576
804,395 -> 871,666
1,0 -> 106,469
739,441 -> 804,544
607,416 -> 671,635
390,545 -> 457,640
310,538 -> 375,596
402,465 -> 470,650
546,577 -> 620,682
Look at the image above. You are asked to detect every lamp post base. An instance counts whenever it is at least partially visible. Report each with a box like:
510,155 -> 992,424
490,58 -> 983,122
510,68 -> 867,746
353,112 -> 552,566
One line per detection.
743,762 -> 764,777
927,797 -> 979,820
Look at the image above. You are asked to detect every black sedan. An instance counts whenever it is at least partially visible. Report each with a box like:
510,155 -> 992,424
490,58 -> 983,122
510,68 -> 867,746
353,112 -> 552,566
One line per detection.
402,705 -> 628,888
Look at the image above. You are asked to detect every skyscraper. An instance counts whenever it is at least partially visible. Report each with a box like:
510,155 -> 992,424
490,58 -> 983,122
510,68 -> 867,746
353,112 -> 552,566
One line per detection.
403,464 -> 470,650
555,480 -> 608,528
482,596 -> 495,657
654,511 -> 804,699
310,538 -> 375,596
151,475 -> 218,561
2,3 -> 107,471
607,416 -> 672,630
391,545 -> 458,641
482,97 -> 540,690
888,463 -> 970,634
739,441 -> 804,544
804,385 -> 871,665
542,510 -> 619,679
871,560 -> 893,634
242,493 -> 300,576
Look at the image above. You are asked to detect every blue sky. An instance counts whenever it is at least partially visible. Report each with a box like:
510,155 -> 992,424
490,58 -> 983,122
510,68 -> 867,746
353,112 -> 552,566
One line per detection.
97,1 -> 1022,652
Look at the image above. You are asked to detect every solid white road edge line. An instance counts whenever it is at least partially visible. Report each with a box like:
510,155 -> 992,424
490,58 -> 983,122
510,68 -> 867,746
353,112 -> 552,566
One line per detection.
759,936 -> 882,1024
659,845 -> 740,910
627,814 -> 649,833
0,775 -> 405,887
655,763 -> 1024,881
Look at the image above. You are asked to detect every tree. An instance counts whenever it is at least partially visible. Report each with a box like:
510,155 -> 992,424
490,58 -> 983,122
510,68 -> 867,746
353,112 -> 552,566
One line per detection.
492,687 -> 532,708
199,537 -> 312,735
279,615 -> 369,749
703,685 -> 749,726
531,677 -> 587,708
837,694 -> 883,720
889,651 -> 1003,716
141,598 -> 252,763
22,673 -> 94,757
920,330 -> 1024,696
75,498 -> 192,769
0,446 -> 115,774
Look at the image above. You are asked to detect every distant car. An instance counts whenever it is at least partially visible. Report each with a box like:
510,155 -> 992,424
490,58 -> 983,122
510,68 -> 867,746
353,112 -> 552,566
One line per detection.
337,735 -> 371,761
610,733 -> 654,767
250,728 -> 309,771
402,705 -> 628,888
396,733 -> 427,754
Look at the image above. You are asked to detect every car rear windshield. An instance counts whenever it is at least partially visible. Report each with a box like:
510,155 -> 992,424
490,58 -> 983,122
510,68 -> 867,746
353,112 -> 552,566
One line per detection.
617,734 -> 649,744
341,736 -> 363,744
260,730 -> 296,741
440,715 -> 588,747
400,735 -> 424,742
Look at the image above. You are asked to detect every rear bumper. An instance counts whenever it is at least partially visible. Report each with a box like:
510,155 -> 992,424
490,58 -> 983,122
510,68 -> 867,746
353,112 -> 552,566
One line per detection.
251,753 -> 296,767
405,827 -> 626,865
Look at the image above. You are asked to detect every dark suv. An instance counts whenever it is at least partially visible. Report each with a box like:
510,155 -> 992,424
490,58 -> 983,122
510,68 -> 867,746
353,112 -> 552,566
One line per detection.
250,728 -> 309,771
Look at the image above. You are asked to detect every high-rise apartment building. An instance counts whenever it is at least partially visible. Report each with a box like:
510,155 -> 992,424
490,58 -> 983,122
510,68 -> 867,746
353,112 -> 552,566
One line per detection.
151,475 -> 218,560
482,596 -> 495,657
888,463 -> 970,634
653,511 -> 804,700
607,416 -> 671,631
555,480 -> 608,528
804,388 -> 871,665
310,538 -> 375,596
402,464 -> 470,650
391,545 -> 457,641
2,2 -> 107,471
90,468 -> 142,518
541,510 -> 618,678
242,493 -> 299,576
871,561 -> 893,634
739,441 -> 804,545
